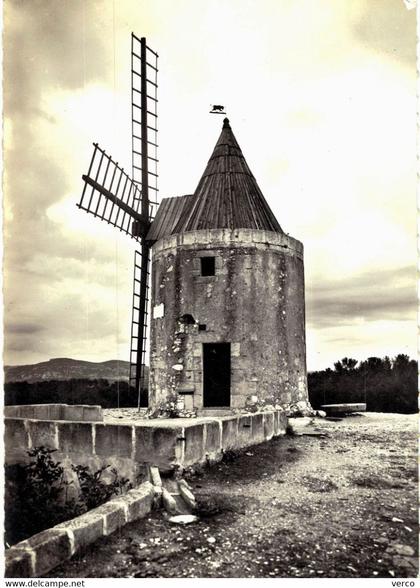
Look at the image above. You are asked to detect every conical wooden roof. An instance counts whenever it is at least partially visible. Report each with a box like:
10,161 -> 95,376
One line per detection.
175,118 -> 283,234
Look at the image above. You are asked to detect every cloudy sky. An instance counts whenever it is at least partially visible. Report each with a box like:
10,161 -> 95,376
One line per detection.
4,0 -> 416,370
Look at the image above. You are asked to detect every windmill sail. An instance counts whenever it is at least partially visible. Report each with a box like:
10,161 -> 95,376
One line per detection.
129,250 -> 150,406
131,34 -> 159,219
78,144 -> 148,239
78,34 -> 159,409
128,35 -> 159,407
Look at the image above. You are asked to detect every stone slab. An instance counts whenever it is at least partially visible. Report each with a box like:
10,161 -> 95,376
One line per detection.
183,425 -> 205,465
95,424 -> 133,458
321,403 -> 366,414
57,422 -> 94,454
221,417 -> 239,450
27,420 -> 58,450
134,426 -> 183,470
56,512 -> 104,553
19,529 -> 72,577
5,419 -> 29,455
91,502 -> 127,536
263,413 -> 275,441
5,548 -> 34,578
204,421 -> 222,461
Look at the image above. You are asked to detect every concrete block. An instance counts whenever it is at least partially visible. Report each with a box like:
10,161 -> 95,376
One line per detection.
27,420 -> 58,450
82,405 -> 103,422
273,411 -> 280,436
4,406 -> 19,418
251,414 -> 265,444
95,424 -> 133,458
134,426 -> 182,470
183,424 -> 205,465
278,411 -> 288,435
56,511 -> 104,553
116,482 -> 155,522
13,406 -> 36,419
46,405 -> 64,420
90,502 -> 127,536
21,529 -> 72,577
5,547 -> 34,577
5,419 -> 29,454
58,422 -> 94,454
237,415 -> 253,447
263,413 -> 275,440
6,404 -> 66,420
61,406 -> 84,421
221,417 -> 239,450
204,421 -> 222,460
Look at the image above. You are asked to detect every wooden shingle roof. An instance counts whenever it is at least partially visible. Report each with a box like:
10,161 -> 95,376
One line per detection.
146,118 -> 283,242
146,194 -> 193,242
175,118 -> 283,234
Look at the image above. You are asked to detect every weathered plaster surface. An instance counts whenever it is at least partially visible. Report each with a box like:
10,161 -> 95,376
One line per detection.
149,229 -> 308,410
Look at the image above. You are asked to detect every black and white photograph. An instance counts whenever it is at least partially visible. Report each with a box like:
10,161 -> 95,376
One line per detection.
3,0 -> 418,581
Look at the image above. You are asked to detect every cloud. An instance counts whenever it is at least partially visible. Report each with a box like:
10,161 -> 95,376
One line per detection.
306,265 -> 416,329
3,0 -> 416,370
352,0 -> 415,67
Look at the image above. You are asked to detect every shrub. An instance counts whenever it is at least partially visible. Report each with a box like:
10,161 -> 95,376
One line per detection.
5,447 -> 80,545
5,447 -> 132,546
72,464 -> 131,511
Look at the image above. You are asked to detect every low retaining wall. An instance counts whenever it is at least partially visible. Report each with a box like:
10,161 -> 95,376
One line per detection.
4,404 -> 103,422
5,410 -> 288,477
5,481 -> 155,577
4,409 -> 287,577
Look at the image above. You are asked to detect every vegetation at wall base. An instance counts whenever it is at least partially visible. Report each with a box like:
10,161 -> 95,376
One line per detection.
308,354 -> 417,414
5,446 -> 131,546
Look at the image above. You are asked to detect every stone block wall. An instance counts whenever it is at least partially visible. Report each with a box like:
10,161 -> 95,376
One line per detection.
5,410 -> 288,475
4,404 -> 103,422
149,228 -> 308,411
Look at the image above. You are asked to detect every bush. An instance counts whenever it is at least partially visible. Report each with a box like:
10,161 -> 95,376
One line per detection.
72,464 -> 131,511
5,447 -> 131,546
5,447 -> 80,545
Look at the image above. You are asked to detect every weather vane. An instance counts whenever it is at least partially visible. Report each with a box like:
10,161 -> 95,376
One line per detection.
210,104 -> 226,114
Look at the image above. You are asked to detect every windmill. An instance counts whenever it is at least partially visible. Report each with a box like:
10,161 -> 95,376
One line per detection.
77,34 -> 159,408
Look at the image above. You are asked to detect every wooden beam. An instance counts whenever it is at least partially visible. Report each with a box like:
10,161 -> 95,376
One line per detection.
82,175 -> 150,237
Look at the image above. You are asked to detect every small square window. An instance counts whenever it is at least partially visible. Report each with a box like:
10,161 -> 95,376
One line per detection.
200,257 -> 215,276
198,324 -> 207,331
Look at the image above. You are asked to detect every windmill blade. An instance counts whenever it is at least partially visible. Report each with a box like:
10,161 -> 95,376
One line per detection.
78,144 -> 150,240
131,34 -> 159,222
129,35 -> 160,408
129,248 -> 151,407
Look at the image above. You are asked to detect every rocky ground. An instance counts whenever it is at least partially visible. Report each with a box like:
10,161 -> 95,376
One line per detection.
50,412 -> 418,578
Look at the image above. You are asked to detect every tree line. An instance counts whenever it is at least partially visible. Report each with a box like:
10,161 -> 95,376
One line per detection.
4,379 -> 142,408
4,354 -> 418,414
308,354 -> 418,414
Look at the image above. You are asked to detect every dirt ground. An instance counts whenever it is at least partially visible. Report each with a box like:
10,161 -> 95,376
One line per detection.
50,413 -> 418,578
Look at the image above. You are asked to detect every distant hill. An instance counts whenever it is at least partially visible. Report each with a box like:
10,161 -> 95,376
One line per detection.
3,358 -> 139,383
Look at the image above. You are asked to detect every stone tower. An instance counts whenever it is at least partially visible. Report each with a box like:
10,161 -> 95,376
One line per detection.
145,118 -> 309,414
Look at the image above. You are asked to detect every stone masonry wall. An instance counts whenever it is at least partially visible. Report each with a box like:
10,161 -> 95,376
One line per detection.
149,228 -> 308,410
4,411 -> 288,475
